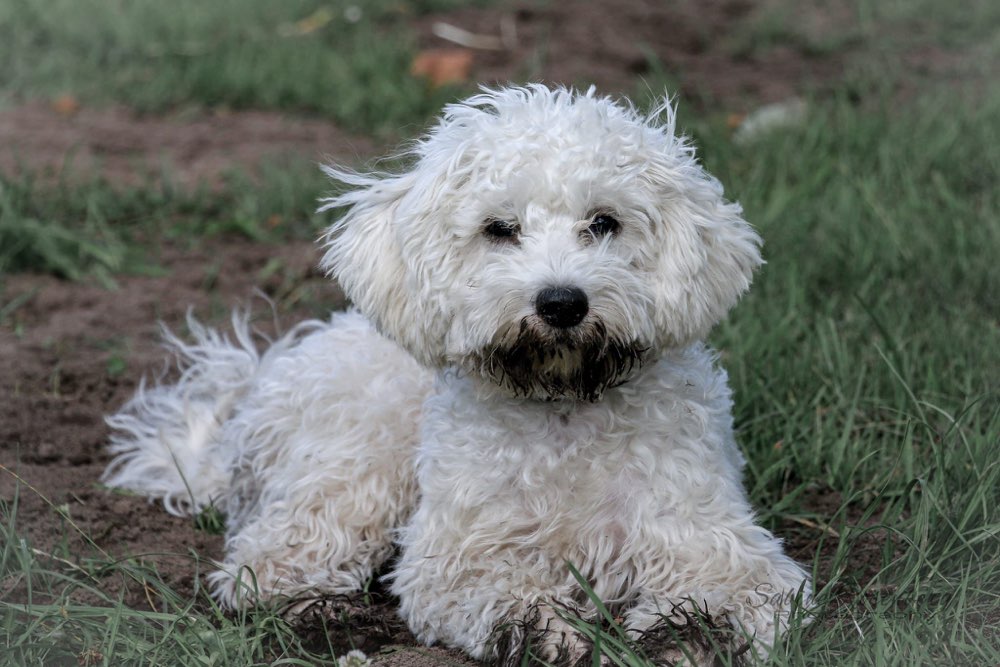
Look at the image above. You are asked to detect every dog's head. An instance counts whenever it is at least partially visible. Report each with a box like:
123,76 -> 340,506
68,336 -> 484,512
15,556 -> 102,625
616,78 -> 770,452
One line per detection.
320,85 -> 761,400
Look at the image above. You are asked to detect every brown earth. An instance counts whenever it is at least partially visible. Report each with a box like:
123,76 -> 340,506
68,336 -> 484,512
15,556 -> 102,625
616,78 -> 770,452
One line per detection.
1,0 -> 913,664
0,102 -> 374,188
413,0 -> 857,106
0,238 -> 337,600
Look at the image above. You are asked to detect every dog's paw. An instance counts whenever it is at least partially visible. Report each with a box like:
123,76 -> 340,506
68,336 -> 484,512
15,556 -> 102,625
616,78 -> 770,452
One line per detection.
490,604 -> 608,667
282,593 -> 366,621
629,607 -> 751,667
282,593 -> 405,642
643,645 -> 716,667
533,607 -> 596,666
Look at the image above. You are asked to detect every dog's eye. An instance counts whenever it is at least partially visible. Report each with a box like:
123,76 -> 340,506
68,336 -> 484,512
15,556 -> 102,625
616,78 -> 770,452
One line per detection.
483,218 -> 520,242
587,214 -> 620,238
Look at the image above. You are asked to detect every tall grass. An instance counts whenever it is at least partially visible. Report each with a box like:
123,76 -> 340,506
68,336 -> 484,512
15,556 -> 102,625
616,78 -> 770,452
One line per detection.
705,89 -> 996,665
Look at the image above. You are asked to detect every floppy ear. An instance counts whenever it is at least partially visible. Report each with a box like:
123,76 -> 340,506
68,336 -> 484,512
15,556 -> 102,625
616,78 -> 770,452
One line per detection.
318,165 -> 450,367
633,99 -> 762,348
645,164 -> 763,348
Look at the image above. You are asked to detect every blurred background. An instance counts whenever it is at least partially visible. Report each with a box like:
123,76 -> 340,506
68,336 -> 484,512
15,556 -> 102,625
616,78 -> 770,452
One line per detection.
0,0 -> 995,278
0,1 -> 998,666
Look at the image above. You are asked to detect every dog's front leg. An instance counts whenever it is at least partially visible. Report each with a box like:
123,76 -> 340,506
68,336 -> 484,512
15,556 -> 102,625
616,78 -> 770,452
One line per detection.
392,505 -> 597,665
623,517 -> 810,663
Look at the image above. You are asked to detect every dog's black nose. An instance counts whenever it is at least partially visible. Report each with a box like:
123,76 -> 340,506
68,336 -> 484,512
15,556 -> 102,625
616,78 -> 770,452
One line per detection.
535,286 -> 589,328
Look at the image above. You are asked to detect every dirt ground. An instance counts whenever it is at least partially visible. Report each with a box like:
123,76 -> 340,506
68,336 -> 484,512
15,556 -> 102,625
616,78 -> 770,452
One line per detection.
413,0 -> 854,104
1,0 -> 900,664
0,102 -> 375,188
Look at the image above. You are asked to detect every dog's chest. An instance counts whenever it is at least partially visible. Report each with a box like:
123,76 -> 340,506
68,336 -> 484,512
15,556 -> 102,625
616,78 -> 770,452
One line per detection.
421,387 -> 665,559
418,356 -> 741,596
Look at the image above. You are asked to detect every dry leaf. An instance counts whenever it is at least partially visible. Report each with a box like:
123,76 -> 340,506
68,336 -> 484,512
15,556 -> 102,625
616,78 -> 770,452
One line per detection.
726,112 -> 746,130
52,94 -> 80,116
410,48 -> 473,88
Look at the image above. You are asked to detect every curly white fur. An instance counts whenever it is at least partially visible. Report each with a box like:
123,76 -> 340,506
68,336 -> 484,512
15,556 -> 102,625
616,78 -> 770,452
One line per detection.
104,85 -> 810,664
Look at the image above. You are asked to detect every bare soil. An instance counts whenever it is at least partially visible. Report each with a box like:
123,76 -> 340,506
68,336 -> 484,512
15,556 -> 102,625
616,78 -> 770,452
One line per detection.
414,0 -> 857,107
0,238 -> 336,599
0,102 -> 374,188
1,0 -> 908,664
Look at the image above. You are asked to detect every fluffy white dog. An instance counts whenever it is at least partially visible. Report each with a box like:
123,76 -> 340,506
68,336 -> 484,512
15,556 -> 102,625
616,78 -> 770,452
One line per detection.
103,85 -> 810,665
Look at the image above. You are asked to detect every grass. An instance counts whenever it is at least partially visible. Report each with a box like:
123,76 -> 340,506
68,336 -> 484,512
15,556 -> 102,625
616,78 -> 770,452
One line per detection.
0,484 -> 327,666
0,160 -> 333,285
0,0 -> 471,283
2,0 -> 999,664
0,0 -> 475,136
712,91 -> 999,666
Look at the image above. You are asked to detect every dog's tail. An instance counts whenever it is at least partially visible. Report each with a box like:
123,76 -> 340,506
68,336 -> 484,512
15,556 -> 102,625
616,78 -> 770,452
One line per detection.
102,311 -> 315,517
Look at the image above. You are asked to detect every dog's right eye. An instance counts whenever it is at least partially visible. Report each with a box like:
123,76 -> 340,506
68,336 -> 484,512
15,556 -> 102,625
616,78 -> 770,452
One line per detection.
483,218 -> 520,242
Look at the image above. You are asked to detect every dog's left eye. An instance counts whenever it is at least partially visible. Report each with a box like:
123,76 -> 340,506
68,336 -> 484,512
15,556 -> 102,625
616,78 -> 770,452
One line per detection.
483,218 -> 520,242
587,214 -> 620,238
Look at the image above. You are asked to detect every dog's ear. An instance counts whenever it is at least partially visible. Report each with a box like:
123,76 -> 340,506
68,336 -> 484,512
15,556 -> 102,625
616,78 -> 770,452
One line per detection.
640,105 -> 763,347
649,175 -> 762,347
318,165 -> 450,367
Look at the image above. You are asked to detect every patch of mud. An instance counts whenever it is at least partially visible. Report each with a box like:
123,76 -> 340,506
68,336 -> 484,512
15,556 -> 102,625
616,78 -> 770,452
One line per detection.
0,102 -> 374,188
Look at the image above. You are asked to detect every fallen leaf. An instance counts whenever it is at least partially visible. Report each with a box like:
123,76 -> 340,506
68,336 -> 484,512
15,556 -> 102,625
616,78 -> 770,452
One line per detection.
410,48 -> 474,88
726,112 -> 746,130
52,94 -> 80,116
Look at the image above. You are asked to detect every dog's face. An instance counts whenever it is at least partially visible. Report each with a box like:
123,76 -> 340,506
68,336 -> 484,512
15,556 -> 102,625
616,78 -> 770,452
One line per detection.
321,86 -> 761,400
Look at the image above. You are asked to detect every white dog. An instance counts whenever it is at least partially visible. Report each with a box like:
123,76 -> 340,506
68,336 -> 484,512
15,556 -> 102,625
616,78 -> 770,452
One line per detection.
103,85 -> 810,665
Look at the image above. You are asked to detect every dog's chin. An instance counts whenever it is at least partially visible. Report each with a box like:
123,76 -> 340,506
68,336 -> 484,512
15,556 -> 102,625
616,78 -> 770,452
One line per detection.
466,318 -> 648,402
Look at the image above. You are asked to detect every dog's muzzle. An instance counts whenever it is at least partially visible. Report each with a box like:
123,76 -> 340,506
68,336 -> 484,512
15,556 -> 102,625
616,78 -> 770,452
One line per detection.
469,316 -> 647,402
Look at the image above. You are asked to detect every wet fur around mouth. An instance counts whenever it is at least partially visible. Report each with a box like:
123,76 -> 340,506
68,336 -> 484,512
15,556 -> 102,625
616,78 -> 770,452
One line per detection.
470,317 -> 648,401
